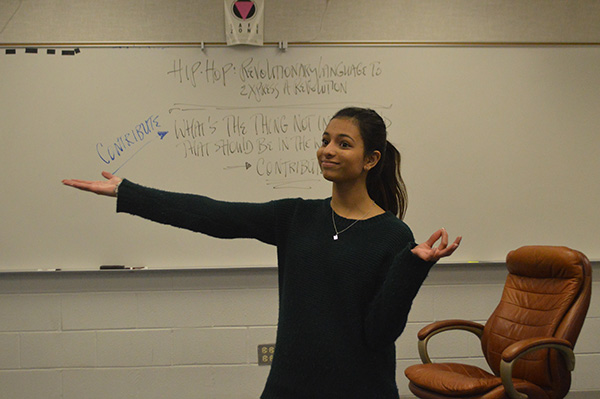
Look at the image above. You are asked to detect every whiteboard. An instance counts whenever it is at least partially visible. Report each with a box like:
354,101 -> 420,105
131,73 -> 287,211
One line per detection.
1,45 -> 599,271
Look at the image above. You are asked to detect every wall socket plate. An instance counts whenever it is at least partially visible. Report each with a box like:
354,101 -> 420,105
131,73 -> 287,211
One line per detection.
258,344 -> 275,365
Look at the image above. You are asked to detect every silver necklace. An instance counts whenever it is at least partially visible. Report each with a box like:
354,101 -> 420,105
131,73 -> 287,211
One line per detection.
331,202 -> 374,240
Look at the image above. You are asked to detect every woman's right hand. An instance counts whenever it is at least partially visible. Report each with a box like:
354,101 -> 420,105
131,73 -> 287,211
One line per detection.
62,171 -> 122,197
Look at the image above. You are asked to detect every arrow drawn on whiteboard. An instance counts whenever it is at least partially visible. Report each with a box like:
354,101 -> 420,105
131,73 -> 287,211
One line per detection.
112,131 -> 169,174
224,162 -> 252,170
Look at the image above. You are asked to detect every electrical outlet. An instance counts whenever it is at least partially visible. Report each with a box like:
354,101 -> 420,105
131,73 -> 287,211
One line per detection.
258,344 -> 275,365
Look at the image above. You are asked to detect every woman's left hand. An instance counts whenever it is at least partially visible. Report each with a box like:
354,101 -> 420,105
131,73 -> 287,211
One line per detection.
412,228 -> 462,262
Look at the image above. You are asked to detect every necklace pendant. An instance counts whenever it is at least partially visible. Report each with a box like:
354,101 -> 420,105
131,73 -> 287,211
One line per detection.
333,234 -> 339,240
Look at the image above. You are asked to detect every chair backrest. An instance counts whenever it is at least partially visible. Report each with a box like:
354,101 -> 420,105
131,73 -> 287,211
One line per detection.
480,245 -> 592,399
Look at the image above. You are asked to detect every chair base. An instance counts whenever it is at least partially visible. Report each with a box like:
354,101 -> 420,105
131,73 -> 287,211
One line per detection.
408,381 -> 552,399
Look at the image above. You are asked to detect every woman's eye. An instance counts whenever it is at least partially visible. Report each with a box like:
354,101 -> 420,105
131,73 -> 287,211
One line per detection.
340,142 -> 350,148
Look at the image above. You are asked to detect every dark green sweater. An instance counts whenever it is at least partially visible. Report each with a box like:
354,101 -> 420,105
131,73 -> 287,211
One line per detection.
116,180 -> 435,399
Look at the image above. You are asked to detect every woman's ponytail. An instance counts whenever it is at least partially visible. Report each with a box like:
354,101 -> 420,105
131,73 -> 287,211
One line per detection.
366,140 -> 407,219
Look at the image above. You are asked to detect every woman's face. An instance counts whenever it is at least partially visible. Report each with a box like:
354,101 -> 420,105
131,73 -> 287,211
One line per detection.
317,117 -> 375,184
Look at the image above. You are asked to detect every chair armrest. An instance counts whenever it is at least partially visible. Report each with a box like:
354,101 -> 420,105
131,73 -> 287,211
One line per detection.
500,337 -> 575,399
417,319 -> 485,364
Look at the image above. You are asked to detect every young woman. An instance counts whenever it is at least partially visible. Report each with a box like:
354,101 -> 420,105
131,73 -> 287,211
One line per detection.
63,107 -> 461,398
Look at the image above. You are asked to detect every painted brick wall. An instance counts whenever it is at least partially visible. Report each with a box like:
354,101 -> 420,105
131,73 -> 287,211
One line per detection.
0,264 -> 597,398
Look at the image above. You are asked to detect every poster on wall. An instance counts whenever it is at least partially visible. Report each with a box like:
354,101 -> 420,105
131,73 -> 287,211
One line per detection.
224,0 -> 264,46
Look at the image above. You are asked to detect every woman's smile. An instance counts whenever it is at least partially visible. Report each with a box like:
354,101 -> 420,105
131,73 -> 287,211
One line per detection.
320,159 -> 339,169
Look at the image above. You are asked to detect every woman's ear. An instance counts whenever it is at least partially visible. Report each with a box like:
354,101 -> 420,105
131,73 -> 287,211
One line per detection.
364,150 -> 382,171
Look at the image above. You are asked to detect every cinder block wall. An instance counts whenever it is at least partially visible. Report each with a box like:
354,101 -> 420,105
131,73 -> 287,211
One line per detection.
0,263 -> 597,399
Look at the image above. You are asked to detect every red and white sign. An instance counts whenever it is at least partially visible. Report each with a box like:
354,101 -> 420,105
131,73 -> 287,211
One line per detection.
224,0 -> 264,46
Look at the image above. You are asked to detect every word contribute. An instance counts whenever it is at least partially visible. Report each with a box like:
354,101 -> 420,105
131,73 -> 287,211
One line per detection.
96,115 -> 166,167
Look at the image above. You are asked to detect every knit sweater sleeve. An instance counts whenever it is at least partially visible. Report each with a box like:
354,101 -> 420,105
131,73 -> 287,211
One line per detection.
115,179 -> 280,245
363,243 -> 436,349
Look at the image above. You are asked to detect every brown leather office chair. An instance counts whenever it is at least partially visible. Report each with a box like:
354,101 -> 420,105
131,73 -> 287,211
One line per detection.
405,245 -> 592,399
